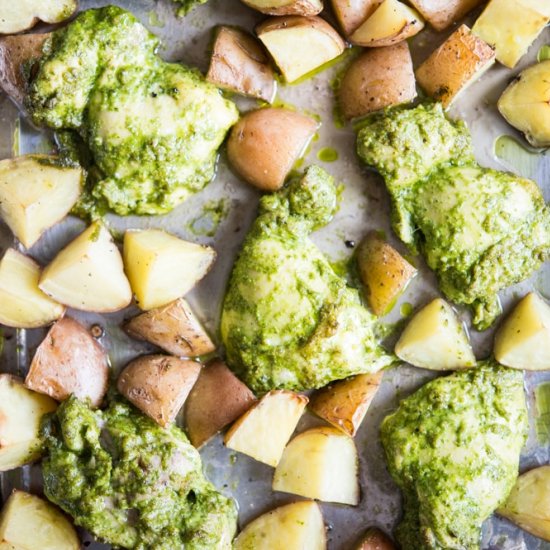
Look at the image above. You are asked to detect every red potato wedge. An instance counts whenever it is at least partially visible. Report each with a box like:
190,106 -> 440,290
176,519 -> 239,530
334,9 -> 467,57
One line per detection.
117,355 -> 201,427
309,372 -> 383,437
331,0 -> 382,36
0,1 -> 76,35
241,0 -> 323,16
227,107 -> 318,191
408,0 -> 484,31
339,43 -> 416,120
355,527 -> 397,549
184,360 -> 257,448
25,317 -> 109,407
125,298 -> 216,358
207,26 -> 276,103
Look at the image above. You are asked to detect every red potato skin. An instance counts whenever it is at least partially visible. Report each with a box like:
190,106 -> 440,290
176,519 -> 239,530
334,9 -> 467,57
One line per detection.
25,317 -> 109,407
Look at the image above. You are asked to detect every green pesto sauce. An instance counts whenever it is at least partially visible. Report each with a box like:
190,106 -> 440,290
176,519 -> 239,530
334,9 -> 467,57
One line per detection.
381,362 -> 527,550
356,103 -> 550,330
27,6 -> 238,218
400,302 -> 413,317
538,45 -> 550,62
173,0 -> 209,16
317,147 -> 339,162
189,199 -> 229,237
148,9 -> 165,28
220,165 -> 394,392
41,397 -> 237,549
535,382 -> 550,444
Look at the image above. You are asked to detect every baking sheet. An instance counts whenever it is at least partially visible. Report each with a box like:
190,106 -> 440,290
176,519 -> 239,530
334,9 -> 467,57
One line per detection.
0,0 -> 549,548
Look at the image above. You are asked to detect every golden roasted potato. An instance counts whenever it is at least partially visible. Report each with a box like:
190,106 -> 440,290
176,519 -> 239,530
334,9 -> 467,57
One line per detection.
123,229 -> 216,311
408,0 -> 484,31
118,355 -> 201,427
309,372 -> 382,437
416,25 -> 495,108
350,0 -> 424,47
257,16 -> 345,83
355,527 -> 396,550
234,501 -> 326,550
356,233 -> 416,316
125,298 -> 215,358
25,317 -> 109,407
0,375 -> 57,472
273,426 -> 360,505
0,1 -> 76,34
0,491 -> 79,550
331,0 -> 381,36
224,390 -> 308,466
39,222 -> 132,313
207,26 -> 276,103
0,248 -> 65,329
339,43 -> 416,120
241,0 -> 323,16
185,360 -> 256,448
227,107 -> 318,191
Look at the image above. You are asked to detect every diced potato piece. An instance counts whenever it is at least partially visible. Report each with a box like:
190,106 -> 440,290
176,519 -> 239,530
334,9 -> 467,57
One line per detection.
472,0 -> 550,68
395,298 -> 476,370
125,298 -> 215,358
227,108 -> 318,191
118,355 -> 201,427
416,25 -> 495,108
0,375 -> 57,472
350,0 -> 424,48
498,466 -> 550,541
0,249 -> 64,329
0,491 -> 79,550
123,229 -> 216,311
494,293 -> 550,370
408,0 -> 484,31
0,0 -> 77,34
498,60 -> 550,148
39,222 -> 132,312
234,501 -> 326,550
331,0 -> 381,36
207,26 -> 276,103
0,156 -> 83,249
356,233 -> 416,316
25,317 -> 109,407
273,426 -> 359,505
185,360 -> 257,448
241,0 -> 323,16
257,16 -> 345,83
309,372 -> 382,437
355,527 -> 397,549
224,390 -> 308,466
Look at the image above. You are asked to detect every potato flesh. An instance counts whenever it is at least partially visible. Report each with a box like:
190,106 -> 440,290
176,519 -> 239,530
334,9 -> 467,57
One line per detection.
123,229 -> 216,311
273,426 -> 360,505
0,249 -> 64,329
395,298 -> 476,370
331,0 -> 382,36
0,0 -> 77,34
224,390 -> 308,466
234,501 -> 326,550
0,375 -> 57,472
0,491 -> 79,550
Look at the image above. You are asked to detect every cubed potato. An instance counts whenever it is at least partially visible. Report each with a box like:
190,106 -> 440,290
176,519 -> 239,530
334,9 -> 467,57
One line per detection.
125,298 -> 215,358
227,107 -> 318,191
273,426 -> 360,505
339,43 -> 416,120
123,229 -> 216,311
25,317 -> 109,407
185,360 -> 257,448
498,60 -> 550,148
350,0 -> 424,48
234,501 -> 326,550
0,491 -> 79,550
494,293 -> 550,370
395,298 -> 476,370
416,25 -> 495,108
224,390 -> 308,466
39,222 -> 132,312
331,0 -> 381,36
309,372 -> 382,437
498,466 -> 550,541
472,0 -> 550,68
356,233 -> 416,316
408,0 -> 484,31
207,26 -> 276,102
0,0 -> 77,35
355,527 -> 396,549
117,355 -> 201,427
0,375 -> 57,472
0,249 -> 64,329
241,0 -> 323,16
257,16 -> 345,83
0,155 -> 83,249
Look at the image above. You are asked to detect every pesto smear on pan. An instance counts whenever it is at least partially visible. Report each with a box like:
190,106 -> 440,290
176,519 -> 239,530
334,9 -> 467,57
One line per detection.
41,397 -> 237,549
27,6 -> 238,217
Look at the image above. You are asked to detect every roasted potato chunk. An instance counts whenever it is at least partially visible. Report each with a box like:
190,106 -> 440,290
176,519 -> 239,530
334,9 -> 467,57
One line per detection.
408,0 -> 484,31
355,527 -> 396,550
331,0 -> 381,36
241,0 -> 323,17
0,1 -> 76,35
